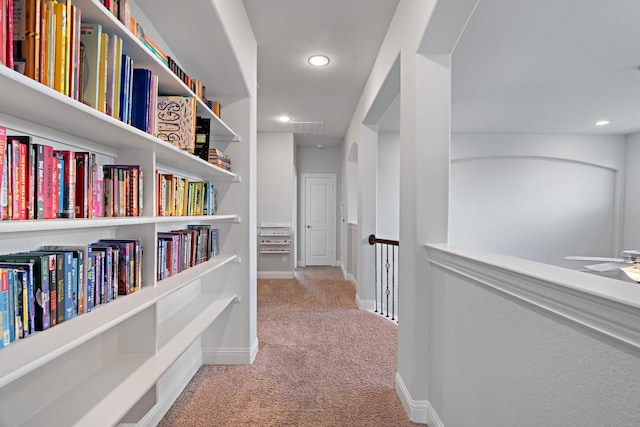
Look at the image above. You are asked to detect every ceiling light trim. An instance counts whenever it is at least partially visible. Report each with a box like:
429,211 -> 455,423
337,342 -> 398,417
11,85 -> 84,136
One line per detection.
308,55 -> 330,67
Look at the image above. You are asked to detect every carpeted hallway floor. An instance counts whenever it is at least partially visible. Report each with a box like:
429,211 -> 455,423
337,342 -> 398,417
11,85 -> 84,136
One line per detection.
159,266 -> 419,426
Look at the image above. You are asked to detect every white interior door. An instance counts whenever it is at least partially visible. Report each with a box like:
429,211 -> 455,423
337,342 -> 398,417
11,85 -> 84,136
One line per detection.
304,174 -> 336,266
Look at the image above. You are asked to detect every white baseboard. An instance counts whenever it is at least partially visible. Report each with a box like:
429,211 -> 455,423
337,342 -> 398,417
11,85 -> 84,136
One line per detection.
202,338 -> 259,365
355,293 -> 375,311
395,372 -> 430,425
257,271 -> 294,279
426,401 -> 445,427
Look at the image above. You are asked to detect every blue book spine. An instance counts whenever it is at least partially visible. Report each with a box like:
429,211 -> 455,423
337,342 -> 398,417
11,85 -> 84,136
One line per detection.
131,68 -> 152,132
71,258 -> 78,318
0,272 -> 7,348
86,248 -> 94,313
61,252 -> 73,321
6,270 -> 15,343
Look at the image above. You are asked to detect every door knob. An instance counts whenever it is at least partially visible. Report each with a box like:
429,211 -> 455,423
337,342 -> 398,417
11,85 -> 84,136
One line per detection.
307,225 -> 312,228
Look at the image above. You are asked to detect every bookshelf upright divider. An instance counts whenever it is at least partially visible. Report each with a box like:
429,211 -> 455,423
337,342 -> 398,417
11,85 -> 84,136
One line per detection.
0,0 -> 254,425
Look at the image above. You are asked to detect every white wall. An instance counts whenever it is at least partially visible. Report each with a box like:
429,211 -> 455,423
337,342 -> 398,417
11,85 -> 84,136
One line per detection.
257,132 -> 295,274
624,131 -> 640,249
257,132 -> 295,225
341,0 -> 446,421
427,245 -> 640,427
450,133 -> 626,267
377,131 -> 400,240
296,146 -> 342,264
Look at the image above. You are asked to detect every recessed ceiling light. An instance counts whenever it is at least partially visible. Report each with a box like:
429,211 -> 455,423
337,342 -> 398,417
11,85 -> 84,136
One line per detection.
595,120 -> 610,126
277,115 -> 292,122
317,144 -> 324,149
308,55 -> 330,67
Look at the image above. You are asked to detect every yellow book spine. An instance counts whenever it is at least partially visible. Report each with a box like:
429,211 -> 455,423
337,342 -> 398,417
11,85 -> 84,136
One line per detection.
62,0 -> 71,96
52,2 -> 66,94
97,32 -> 109,113
113,37 -> 122,118
39,1 -> 47,84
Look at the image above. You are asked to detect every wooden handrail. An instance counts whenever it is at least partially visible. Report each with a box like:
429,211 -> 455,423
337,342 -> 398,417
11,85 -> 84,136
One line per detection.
368,234 -> 399,246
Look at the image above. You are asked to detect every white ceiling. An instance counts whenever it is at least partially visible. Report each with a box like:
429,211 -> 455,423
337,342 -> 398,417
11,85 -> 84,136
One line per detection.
242,0 -> 400,147
452,0 -> 640,135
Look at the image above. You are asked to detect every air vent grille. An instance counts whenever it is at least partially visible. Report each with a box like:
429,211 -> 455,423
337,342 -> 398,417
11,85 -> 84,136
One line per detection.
291,121 -> 324,133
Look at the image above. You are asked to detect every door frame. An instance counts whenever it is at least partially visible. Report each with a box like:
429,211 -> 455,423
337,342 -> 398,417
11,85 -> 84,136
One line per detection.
300,173 -> 337,267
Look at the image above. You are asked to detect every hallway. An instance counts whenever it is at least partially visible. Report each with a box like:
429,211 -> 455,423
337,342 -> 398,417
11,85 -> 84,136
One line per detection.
159,267 -> 417,426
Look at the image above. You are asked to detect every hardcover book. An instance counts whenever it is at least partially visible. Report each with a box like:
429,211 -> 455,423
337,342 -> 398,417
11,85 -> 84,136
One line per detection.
0,126 -> 5,220
130,68 -> 152,132
52,1 -> 66,94
79,23 -> 102,110
53,149 -> 75,218
0,253 -> 50,331
155,95 -> 196,153
0,269 -> 9,347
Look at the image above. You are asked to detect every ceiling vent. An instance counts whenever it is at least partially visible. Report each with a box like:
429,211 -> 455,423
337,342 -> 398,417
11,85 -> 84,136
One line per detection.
291,121 -> 324,133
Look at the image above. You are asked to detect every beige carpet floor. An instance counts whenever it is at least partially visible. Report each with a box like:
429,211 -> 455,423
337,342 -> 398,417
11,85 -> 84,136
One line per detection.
158,266 -> 419,426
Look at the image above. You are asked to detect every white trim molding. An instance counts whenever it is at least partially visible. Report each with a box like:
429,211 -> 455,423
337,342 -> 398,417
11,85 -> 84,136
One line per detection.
202,338 -> 259,365
426,244 -> 640,351
257,271 -> 294,279
395,372 -> 429,424
355,293 -> 375,311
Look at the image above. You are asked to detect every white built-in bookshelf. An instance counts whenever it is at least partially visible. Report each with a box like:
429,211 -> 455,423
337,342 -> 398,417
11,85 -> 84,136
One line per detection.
258,224 -> 292,254
0,0 -> 255,426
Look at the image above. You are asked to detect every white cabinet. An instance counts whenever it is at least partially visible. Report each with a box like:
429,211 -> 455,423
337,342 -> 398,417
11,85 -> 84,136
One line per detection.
0,1 -> 256,425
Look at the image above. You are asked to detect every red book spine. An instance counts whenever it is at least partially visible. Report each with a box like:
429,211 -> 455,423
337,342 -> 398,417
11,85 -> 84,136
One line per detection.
35,144 -> 44,219
6,0 -> 13,70
74,152 -> 87,218
0,127 -> 5,220
26,141 -> 34,219
0,0 -> 6,66
43,144 -> 53,219
52,152 -> 60,218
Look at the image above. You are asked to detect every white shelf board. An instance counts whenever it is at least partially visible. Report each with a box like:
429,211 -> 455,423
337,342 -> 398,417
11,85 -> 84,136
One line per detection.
154,214 -> 239,224
0,255 -> 237,389
259,250 -> 291,254
21,354 -> 149,427
0,66 -> 237,179
0,216 -> 149,234
156,255 -> 237,288
157,293 -> 235,349
259,233 -> 291,237
260,241 -> 291,245
23,294 -> 236,427
0,215 -> 240,234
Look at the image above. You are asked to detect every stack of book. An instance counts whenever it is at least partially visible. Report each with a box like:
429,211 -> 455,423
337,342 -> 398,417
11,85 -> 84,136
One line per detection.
0,238 -> 142,348
208,148 -> 232,171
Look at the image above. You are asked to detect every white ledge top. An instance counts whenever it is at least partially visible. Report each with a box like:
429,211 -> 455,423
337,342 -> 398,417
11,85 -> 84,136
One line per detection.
426,243 -> 640,310
426,244 -> 640,351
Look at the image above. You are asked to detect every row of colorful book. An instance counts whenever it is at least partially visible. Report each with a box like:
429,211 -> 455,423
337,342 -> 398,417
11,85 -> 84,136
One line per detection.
0,239 -> 142,348
156,172 -> 218,217
157,225 -> 219,281
0,127 -> 143,220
